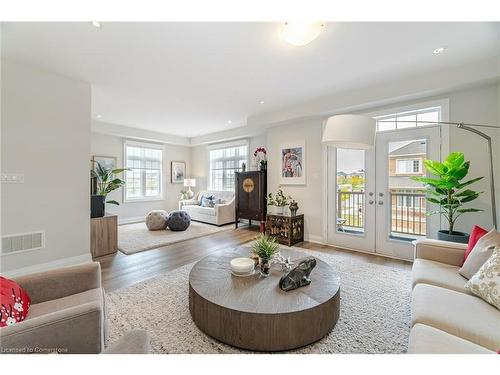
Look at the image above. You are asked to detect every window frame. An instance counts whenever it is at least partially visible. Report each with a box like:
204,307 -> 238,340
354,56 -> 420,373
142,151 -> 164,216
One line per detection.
395,158 -> 422,175
363,98 -> 449,134
123,140 -> 165,203
374,106 -> 441,132
208,140 -> 249,192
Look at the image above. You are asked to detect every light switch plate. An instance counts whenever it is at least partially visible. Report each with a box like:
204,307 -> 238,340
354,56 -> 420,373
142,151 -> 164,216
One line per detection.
1,173 -> 25,183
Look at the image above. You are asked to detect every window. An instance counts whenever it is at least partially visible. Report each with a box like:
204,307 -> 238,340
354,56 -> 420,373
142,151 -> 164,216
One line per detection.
209,142 -> 248,191
124,141 -> 163,201
396,159 -> 422,174
375,107 -> 441,132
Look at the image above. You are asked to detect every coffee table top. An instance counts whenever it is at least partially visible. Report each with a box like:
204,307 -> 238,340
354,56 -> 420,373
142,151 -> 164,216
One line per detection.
189,247 -> 340,315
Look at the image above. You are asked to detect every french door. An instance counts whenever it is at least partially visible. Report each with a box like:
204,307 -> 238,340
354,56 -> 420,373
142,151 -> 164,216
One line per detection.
327,126 -> 441,260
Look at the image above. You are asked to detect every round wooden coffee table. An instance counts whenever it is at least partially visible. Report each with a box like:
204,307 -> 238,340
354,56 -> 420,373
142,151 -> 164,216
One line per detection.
189,247 -> 340,351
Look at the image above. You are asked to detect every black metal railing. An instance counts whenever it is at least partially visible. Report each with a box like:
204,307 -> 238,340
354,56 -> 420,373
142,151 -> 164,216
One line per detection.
337,191 -> 364,229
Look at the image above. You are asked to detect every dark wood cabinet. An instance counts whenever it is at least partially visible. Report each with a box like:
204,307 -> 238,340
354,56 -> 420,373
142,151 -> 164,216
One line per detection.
265,214 -> 304,247
235,171 -> 267,231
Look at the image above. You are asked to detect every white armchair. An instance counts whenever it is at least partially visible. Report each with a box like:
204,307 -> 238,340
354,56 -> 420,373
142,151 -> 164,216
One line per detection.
178,190 -> 235,226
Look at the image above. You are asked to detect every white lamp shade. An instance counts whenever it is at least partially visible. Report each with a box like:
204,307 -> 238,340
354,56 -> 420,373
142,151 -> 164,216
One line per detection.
322,114 -> 376,149
183,178 -> 196,187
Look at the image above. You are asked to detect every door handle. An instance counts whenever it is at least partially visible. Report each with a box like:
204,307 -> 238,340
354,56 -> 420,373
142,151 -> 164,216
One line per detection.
378,200 -> 384,205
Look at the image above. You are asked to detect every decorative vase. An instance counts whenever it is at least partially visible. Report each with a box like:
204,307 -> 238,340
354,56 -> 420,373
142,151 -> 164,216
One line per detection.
241,162 -> 246,172
437,230 -> 469,244
260,161 -> 267,172
289,201 -> 299,216
259,258 -> 271,277
91,195 -> 105,218
275,206 -> 284,215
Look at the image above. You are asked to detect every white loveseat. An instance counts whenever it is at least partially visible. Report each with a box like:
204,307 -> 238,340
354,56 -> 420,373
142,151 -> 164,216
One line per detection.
408,238 -> 499,354
178,190 -> 235,226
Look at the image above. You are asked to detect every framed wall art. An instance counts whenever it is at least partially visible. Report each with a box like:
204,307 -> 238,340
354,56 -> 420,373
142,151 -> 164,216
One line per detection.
171,161 -> 186,184
279,142 -> 306,185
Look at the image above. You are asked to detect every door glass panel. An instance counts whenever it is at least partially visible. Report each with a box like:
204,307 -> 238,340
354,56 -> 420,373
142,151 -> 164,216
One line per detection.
388,139 -> 427,241
336,148 -> 365,233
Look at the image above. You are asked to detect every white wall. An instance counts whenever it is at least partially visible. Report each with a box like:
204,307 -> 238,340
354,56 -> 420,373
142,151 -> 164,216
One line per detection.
265,120 -> 324,242
447,84 -> 500,232
190,83 -> 500,242
91,132 -> 191,222
1,60 -> 91,274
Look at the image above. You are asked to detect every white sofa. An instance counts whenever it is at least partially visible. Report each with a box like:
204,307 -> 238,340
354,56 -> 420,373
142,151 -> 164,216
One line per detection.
178,190 -> 235,226
408,238 -> 499,354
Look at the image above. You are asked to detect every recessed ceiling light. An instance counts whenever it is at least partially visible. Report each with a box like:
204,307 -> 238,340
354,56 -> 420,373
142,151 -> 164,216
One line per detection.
227,120 -> 232,124
259,100 -> 265,104
433,46 -> 446,55
282,22 -> 325,46
91,21 -> 102,28
96,114 -> 102,119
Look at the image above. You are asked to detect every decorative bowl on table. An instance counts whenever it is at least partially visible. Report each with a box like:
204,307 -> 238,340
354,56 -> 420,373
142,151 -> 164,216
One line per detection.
230,257 -> 255,277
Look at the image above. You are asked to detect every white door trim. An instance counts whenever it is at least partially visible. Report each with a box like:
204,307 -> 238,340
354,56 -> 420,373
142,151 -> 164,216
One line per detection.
321,98 -> 450,258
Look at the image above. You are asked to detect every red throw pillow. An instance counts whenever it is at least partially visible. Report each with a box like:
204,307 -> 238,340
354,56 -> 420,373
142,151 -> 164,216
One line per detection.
0,276 -> 31,327
463,225 -> 488,265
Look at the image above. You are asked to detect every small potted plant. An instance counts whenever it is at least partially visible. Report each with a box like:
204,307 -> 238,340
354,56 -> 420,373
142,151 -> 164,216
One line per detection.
411,152 -> 483,243
267,188 -> 291,215
252,234 -> 280,277
91,162 -> 129,218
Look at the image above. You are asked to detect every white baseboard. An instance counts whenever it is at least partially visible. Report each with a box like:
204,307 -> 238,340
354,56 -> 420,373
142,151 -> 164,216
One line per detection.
2,253 -> 92,278
118,216 -> 144,225
304,234 -> 324,244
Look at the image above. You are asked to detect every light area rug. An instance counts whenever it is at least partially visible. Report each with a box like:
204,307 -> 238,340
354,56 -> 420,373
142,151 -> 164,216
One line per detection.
106,245 -> 412,353
118,221 -> 234,254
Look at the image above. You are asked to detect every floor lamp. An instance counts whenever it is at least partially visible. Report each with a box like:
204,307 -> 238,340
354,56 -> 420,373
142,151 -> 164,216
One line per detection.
322,115 -> 498,229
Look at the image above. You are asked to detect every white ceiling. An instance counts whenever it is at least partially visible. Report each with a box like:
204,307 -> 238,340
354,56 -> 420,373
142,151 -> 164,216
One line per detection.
2,22 -> 499,137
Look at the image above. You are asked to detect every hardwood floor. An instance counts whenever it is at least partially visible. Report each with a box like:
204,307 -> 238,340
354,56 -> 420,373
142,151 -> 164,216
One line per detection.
96,225 -> 411,292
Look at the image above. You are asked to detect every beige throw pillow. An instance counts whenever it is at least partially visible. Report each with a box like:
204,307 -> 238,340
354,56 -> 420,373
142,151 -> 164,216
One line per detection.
459,229 -> 500,279
465,246 -> 500,310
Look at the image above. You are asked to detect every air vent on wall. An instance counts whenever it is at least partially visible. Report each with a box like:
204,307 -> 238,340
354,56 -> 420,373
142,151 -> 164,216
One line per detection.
1,231 -> 45,255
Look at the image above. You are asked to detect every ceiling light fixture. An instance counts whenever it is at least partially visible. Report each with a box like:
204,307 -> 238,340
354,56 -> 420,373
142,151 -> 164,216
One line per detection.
282,22 -> 325,46
433,46 -> 446,54
227,120 -> 232,124
259,100 -> 265,104
91,21 -> 102,28
96,114 -> 102,119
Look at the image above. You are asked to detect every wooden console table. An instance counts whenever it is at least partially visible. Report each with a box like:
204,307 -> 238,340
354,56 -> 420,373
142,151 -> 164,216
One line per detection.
91,214 -> 118,258
265,213 -> 304,246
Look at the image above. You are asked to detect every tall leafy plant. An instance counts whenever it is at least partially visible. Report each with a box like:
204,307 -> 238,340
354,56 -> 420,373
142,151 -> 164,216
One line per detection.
91,162 -> 128,205
411,152 -> 483,234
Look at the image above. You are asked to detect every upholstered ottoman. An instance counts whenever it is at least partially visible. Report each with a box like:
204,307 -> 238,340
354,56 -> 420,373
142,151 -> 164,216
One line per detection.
166,210 -> 191,231
145,210 -> 169,230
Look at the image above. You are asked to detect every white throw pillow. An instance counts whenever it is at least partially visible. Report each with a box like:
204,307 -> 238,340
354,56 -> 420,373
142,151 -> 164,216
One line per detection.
459,228 -> 500,279
465,246 -> 500,310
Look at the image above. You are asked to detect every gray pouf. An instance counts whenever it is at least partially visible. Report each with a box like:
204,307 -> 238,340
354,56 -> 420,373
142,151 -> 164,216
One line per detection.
145,210 -> 169,231
166,210 -> 191,231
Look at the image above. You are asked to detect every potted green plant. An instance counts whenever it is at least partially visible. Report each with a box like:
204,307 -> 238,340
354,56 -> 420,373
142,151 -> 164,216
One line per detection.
267,188 -> 291,215
252,234 -> 280,277
411,152 -> 483,243
90,162 -> 129,218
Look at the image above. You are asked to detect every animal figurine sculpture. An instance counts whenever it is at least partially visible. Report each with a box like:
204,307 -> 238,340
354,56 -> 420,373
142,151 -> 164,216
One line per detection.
279,257 -> 316,292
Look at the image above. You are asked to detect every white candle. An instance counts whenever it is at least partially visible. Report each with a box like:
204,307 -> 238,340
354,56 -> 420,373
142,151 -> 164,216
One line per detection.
230,257 -> 255,273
